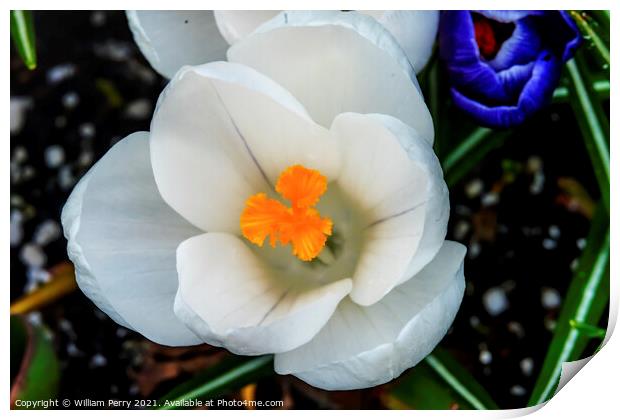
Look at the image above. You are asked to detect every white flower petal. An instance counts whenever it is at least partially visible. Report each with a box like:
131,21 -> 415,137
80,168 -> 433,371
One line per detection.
332,113 -> 448,305
213,10 -> 280,44
150,61 -> 339,234
274,241 -> 466,390
61,132 -> 202,346
360,11 -> 439,73
228,11 -> 433,141
126,11 -> 228,79
174,232 -> 353,355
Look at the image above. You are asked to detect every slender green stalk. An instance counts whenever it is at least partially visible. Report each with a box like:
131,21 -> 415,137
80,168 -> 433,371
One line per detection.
552,80 -> 610,102
10,10 -> 37,70
565,57 -> 610,213
528,207 -> 609,406
569,11 -> 610,68
424,348 -> 499,410
157,356 -> 273,409
442,127 -> 510,187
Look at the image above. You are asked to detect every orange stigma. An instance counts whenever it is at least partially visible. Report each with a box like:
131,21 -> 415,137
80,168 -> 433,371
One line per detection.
240,165 -> 332,261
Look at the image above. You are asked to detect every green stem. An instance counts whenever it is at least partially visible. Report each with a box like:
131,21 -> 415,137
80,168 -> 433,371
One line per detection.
569,11 -> 610,68
442,127 -> 510,187
10,10 -> 37,70
528,206 -> 609,406
157,355 -> 273,409
424,348 -> 499,410
565,57 -> 610,213
552,80 -> 610,102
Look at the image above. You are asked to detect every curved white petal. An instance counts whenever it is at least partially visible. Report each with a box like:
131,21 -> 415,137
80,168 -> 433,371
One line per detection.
174,232 -> 353,355
274,241 -> 466,390
61,132 -> 202,346
213,10 -> 279,44
368,114 -> 449,286
126,11 -> 229,79
150,61 -> 339,234
360,11 -> 439,73
332,113 -> 447,306
228,11 -> 433,141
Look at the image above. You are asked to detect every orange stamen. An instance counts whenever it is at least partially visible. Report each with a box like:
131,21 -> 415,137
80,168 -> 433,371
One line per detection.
240,165 -> 332,261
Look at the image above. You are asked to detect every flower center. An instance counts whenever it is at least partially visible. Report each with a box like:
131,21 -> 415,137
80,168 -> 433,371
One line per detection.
472,13 -> 515,60
240,165 -> 333,262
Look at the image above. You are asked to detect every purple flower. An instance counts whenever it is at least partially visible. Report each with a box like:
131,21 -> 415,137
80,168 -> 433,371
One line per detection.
439,11 -> 581,128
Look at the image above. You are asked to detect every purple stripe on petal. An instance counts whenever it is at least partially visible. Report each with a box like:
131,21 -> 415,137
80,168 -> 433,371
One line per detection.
488,18 -> 541,70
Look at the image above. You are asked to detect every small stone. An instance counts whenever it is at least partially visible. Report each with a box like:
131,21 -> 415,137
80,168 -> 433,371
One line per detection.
27,267 -> 50,285
10,97 -> 33,134
116,327 -> 129,338
548,225 -> 561,239
468,241 -> 481,259
34,219 -> 62,246
483,287 -> 508,316
44,145 -> 65,168
542,238 -> 557,250
526,156 -> 543,173
469,316 -> 480,328
47,63 -> 76,84
453,220 -> 471,241
58,165 -> 75,190
124,98 -> 152,119
510,385 -> 527,397
62,91 -> 80,109
479,349 -> 492,365
481,192 -> 499,207
27,312 -> 43,326
20,243 -> 47,268
90,11 -> 106,26
79,122 -> 96,138
13,146 -> 28,163
530,172 -> 545,195
508,321 -> 525,338
520,358 -> 534,376
67,343 -> 82,357
576,238 -> 587,250
90,353 -> 107,368
77,150 -> 94,167
10,209 -> 24,247
465,179 -> 484,198
544,316 -> 557,332
21,165 -> 35,181
541,287 -> 562,309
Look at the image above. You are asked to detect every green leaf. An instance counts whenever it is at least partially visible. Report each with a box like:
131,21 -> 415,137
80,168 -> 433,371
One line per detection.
442,127 -> 510,187
10,315 -> 60,408
157,355 -> 273,409
528,206 -> 609,406
565,56 -> 610,213
10,10 -> 37,70
387,347 -> 499,410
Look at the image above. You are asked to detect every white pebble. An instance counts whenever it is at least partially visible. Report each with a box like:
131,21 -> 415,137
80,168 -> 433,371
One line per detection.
67,343 -> 81,357
90,353 -> 108,368
10,97 -> 33,134
541,287 -> 562,309
520,358 -> 534,376
576,238 -> 587,250
44,145 -> 65,168
510,385 -> 527,397
483,287 -> 509,316
27,312 -> 43,326
481,192 -> 499,207
62,92 -> 80,109
543,238 -> 557,250
34,220 -> 62,246
479,350 -> 493,365
13,146 -> 28,163
20,243 -> 47,268
530,172 -> 545,195
79,122 -> 96,138
469,316 -> 480,328
548,225 -> 561,239
10,209 -> 24,247
465,179 -> 484,198
58,165 -> 75,190
468,241 -> 481,259
508,321 -> 525,338
124,99 -> 152,119
47,63 -> 76,84
90,11 -> 106,26
453,220 -> 471,241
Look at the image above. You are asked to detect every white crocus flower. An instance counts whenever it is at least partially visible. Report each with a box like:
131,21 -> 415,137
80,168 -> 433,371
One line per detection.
127,10 -> 439,79
62,11 -> 465,390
